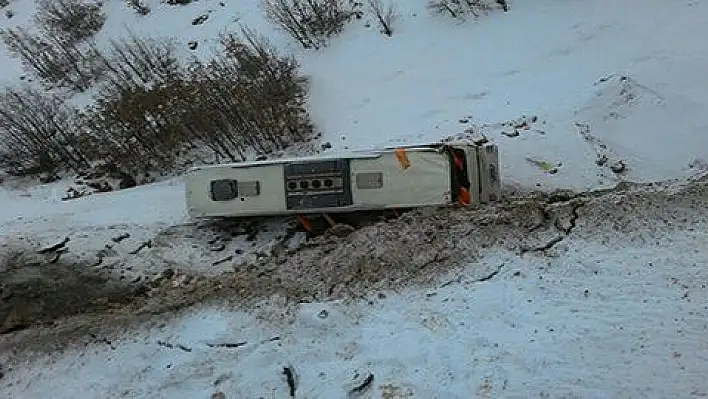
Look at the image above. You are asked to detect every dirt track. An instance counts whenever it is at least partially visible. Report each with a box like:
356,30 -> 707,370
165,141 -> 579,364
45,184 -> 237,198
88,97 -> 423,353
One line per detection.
1,174 -> 706,353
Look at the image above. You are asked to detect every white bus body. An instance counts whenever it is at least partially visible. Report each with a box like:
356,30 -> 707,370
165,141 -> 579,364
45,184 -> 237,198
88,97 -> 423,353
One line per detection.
184,142 -> 500,219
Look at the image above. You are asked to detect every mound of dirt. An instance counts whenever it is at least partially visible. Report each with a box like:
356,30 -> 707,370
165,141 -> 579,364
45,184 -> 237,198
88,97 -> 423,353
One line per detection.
1,174 -> 705,352
0,241 -> 149,335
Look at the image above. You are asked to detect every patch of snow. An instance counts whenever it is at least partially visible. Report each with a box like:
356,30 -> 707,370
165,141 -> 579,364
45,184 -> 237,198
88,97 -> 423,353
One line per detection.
3,226 -> 707,398
0,0 -> 39,85
3,0 -> 707,190
299,0 -> 708,190
1,0 -> 708,395
0,178 -> 187,272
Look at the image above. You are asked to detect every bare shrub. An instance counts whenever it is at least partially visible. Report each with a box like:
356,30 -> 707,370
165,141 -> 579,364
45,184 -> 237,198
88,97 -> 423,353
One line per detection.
84,27 -> 313,173
83,35 -> 187,172
260,0 -> 361,49
1,0 -> 106,92
192,26 -> 313,158
126,0 -> 150,15
84,78 -> 191,172
100,31 -> 182,91
1,27 -> 105,92
428,0 -> 506,19
0,85 -> 90,175
34,0 -> 106,44
1,24 -> 315,179
367,0 -> 396,36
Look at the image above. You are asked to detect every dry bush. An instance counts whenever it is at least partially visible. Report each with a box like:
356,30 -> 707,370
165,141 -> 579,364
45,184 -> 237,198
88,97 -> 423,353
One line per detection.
1,20 -> 314,179
1,27 -> 105,92
84,35 -> 187,172
83,79 -> 191,172
367,0 -> 396,36
428,0 -> 506,19
34,0 -> 106,44
100,31 -> 182,91
261,0 -> 361,49
0,85 -> 90,175
188,27 -> 313,159
2,0 -> 106,92
83,27 -> 313,174
126,0 -> 150,15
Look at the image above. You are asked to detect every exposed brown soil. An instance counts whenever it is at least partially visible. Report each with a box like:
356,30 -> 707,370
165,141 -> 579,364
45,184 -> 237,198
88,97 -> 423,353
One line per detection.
0,174 -> 705,353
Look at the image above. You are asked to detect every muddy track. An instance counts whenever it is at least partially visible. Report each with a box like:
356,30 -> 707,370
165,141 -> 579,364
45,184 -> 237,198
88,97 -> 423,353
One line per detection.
1,174 -> 706,353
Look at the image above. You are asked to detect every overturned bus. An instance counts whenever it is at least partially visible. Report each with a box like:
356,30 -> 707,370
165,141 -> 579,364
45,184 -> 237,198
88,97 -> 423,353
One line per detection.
184,142 -> 501,222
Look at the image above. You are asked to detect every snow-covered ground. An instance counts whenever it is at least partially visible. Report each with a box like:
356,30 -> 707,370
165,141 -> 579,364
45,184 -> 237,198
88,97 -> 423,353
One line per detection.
1,0 -> 706,258
2,0 -> 707,190
4,203 -> 708,398
2,0 -> 708,397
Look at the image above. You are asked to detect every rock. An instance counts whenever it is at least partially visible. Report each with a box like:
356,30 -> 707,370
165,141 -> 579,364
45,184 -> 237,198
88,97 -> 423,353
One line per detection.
161,268 -> 175,280
118,174 -> 137,189
596,154 -> 608,166
209,243 -> 226,252
320,142 -> 332,150
515,121 -> 530,130
547,189 -> 576,203
62,187 -> 86,201
39,173 -> 60,184
214,373 -> 231,386
187,40 -> 198,50
501,128 -> 519,138
470,133 -> 488,145
212,255 -> 233,266
688,158 -> 707,170
0,308 -> 29,335
37,236 -> 70,254
86,179 -> 112,192
112,232 -> 131,243
327,223 -> 356,238
610,160 -> 627,174
192,14 -> 209,25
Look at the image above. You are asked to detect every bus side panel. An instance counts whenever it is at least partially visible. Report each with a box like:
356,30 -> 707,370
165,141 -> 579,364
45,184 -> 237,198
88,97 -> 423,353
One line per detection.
476,144 -> 501,203
185,164 -> 286,218
351,150 -> 451,208
463,146 -> 482,205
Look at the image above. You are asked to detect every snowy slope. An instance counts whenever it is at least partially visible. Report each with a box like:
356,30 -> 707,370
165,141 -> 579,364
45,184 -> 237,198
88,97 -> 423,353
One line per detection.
0,0 -> 705,238
2,0 -> 708,397
300,0 -> 708,190
4,216 -> 707,398
2,0 -> 707,190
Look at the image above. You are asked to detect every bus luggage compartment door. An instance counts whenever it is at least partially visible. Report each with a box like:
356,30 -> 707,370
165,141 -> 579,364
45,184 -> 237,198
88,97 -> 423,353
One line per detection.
284,159 -> 353,210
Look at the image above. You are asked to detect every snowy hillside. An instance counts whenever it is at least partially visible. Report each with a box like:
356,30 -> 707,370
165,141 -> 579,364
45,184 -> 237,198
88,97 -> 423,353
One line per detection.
1,0 -> 708,397
1,0 -> 707,190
